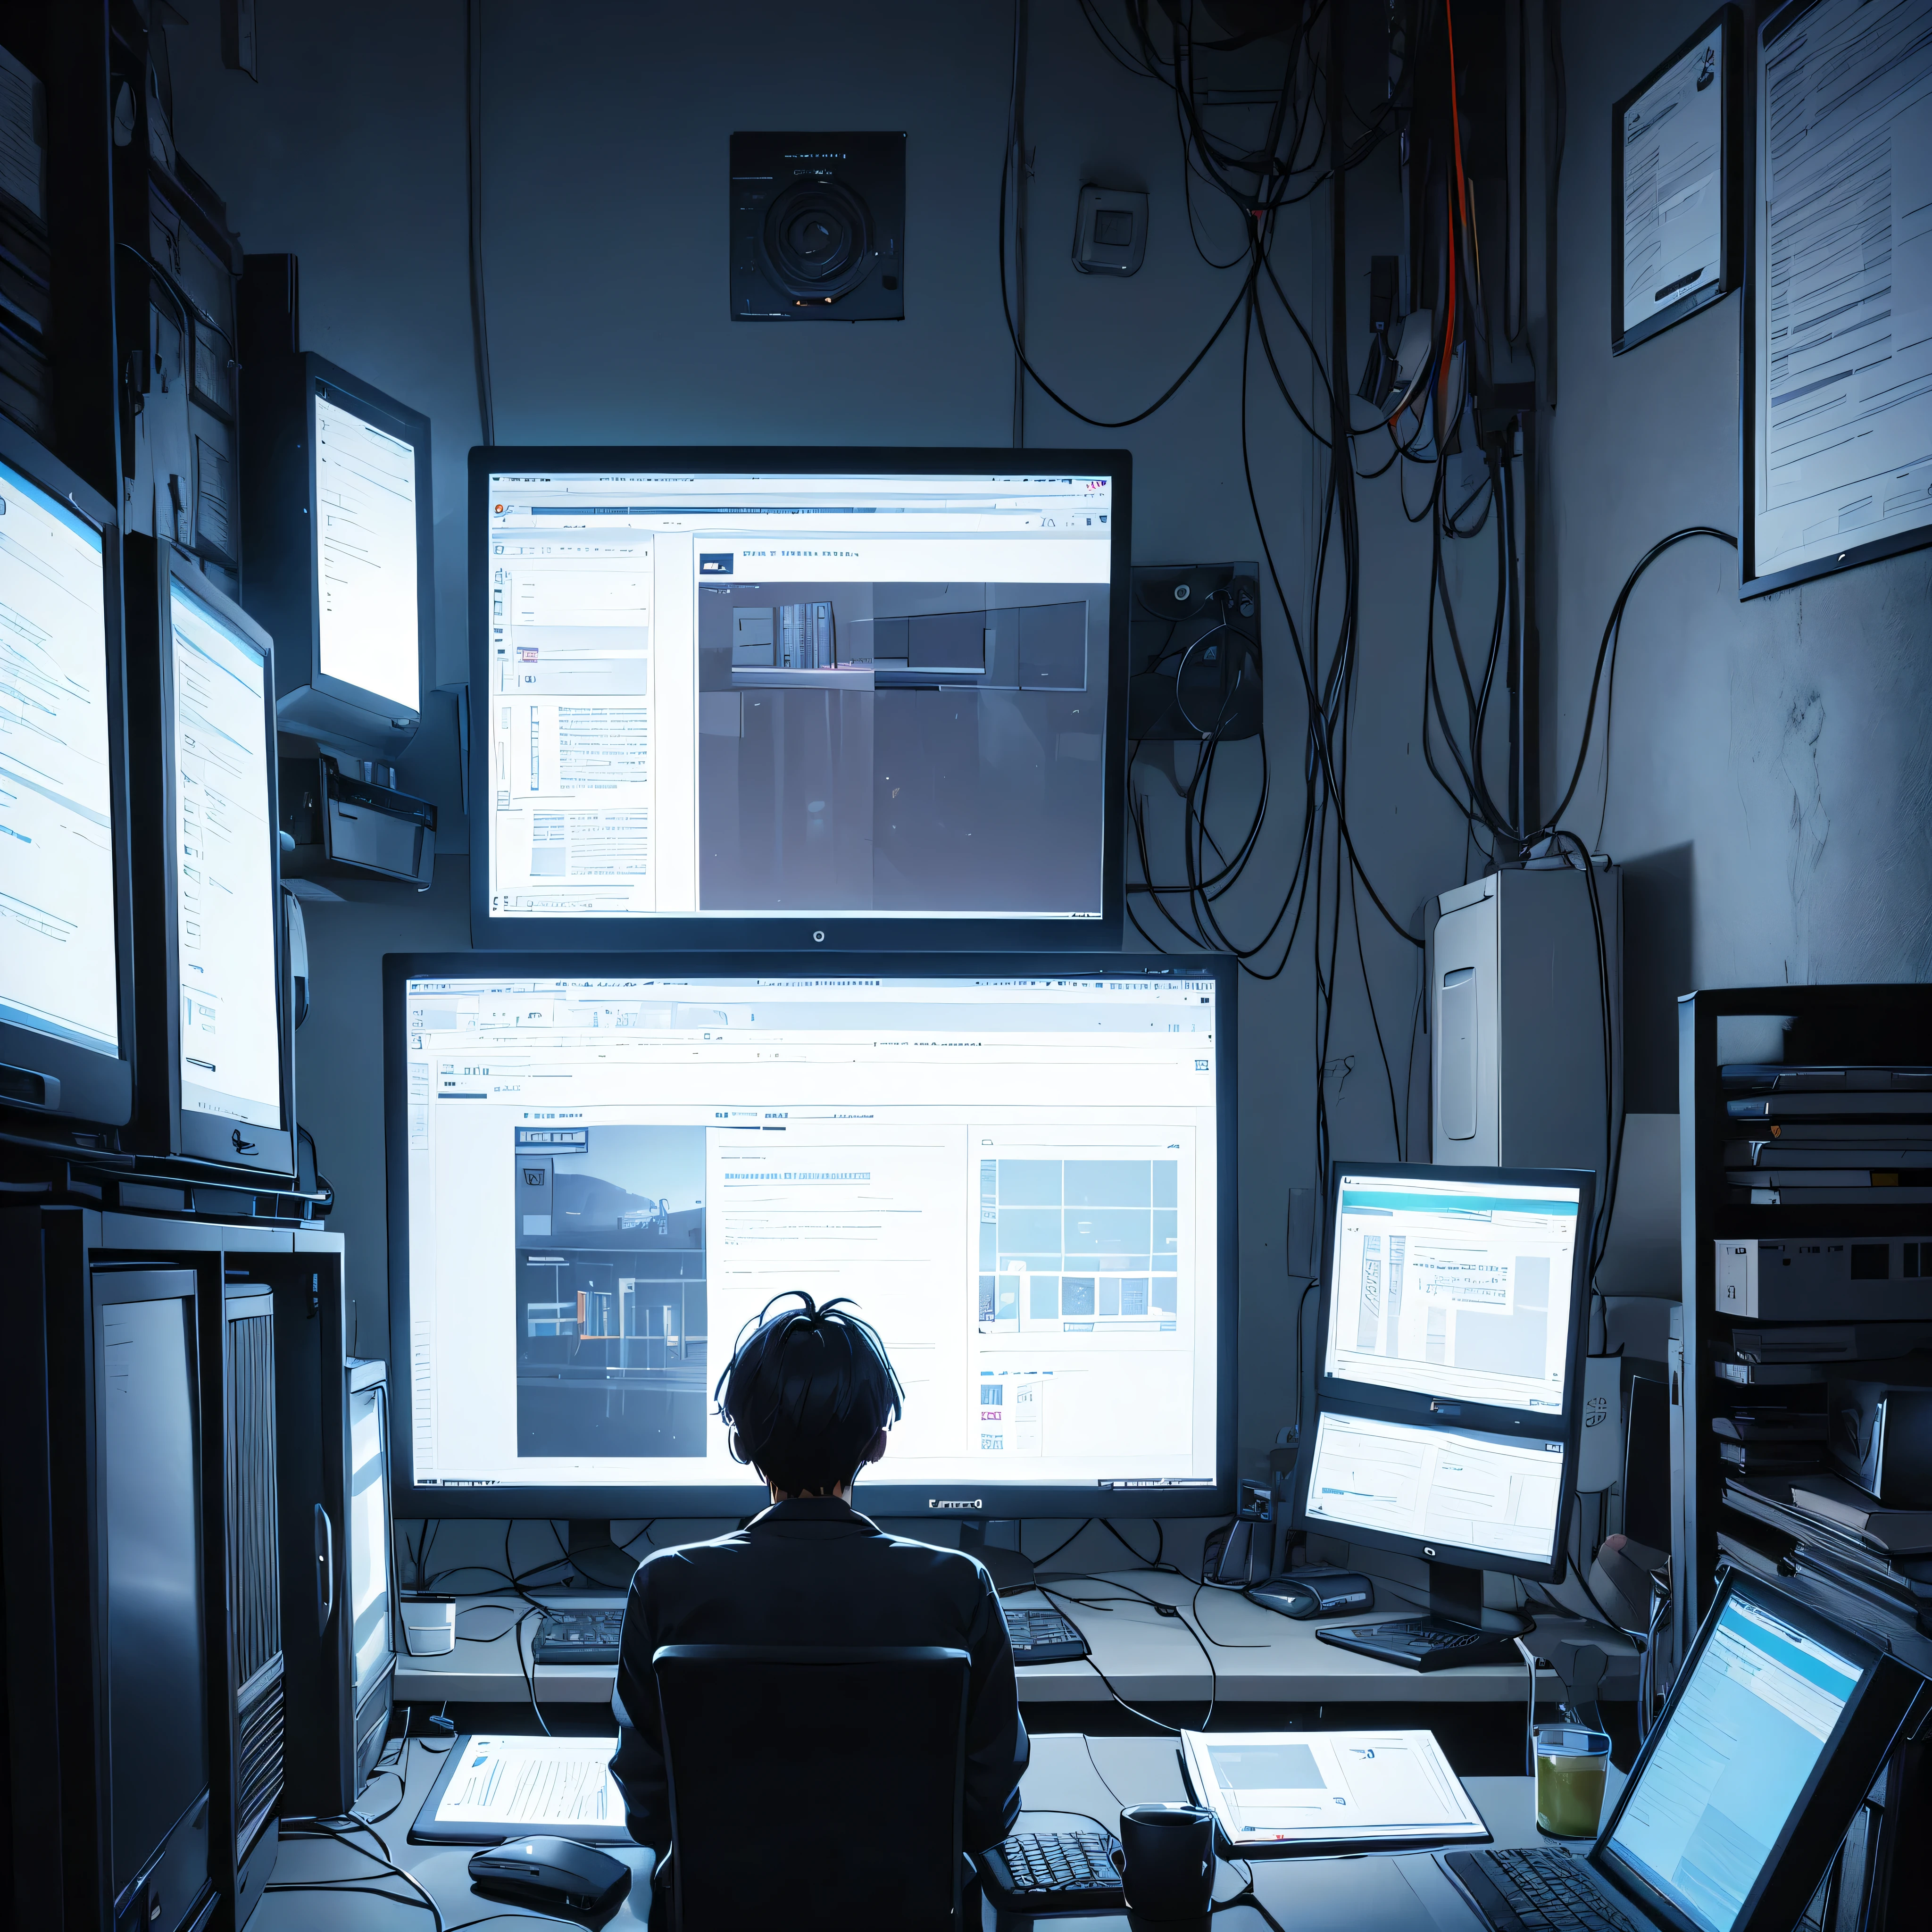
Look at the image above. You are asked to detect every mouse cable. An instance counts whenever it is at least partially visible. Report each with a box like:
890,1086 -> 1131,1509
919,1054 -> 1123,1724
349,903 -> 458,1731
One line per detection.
1042,1577 -> 1219,1725
274,1817 -> 446,1932
1014,1805 -> 1119,1837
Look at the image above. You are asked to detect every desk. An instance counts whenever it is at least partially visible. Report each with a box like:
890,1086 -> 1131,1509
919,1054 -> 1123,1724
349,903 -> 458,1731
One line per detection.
249,1728 -> 1627,1932
396,1570 -> 1637,1711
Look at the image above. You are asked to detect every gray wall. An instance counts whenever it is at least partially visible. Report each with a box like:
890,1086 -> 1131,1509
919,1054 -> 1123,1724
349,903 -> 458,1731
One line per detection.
157,3 -> 1905,1543
1546,0 -> 1932,1046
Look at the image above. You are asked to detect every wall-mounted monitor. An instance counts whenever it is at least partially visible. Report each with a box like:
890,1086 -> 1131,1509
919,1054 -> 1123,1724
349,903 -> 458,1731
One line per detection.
125,538 -> 296,1182
242,353 -> 433,763
468,449 -> 1130,951
384,951 -> 1233,1519
0,415 -> 137,1147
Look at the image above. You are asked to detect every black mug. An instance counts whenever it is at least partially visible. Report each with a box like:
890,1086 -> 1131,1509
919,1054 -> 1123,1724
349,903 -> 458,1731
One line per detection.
1109,1803 -> 1216,1920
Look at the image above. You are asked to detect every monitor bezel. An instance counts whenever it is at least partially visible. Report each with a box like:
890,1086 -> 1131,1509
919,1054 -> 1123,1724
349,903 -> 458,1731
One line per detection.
465,446 -> 1131,953
0,416 -> 137,1143
1589,1569 -> 1925,1932
1291,1159 -> 1598,1585
127,539 -> 298,1182
383,948 -> 1236,1520
249,352 -> 433,762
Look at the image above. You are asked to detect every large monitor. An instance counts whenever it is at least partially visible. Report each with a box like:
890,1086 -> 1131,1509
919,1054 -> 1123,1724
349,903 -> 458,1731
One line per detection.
125,539 -> 296,1182
1292,1161 -> 1594,1664
384,952 -> 1234,1521
0,416 -> 136,1143
242,353 -> 433,762
467,450 -> 1130,952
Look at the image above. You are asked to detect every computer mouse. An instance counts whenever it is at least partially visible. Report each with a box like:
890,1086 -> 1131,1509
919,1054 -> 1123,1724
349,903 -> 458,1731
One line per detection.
467,1835 -> 631,1913
1246,1568 -> 1374,1620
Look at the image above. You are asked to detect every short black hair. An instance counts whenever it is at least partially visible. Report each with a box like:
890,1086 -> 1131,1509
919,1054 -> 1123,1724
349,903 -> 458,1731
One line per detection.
716,1293 -> 905,1496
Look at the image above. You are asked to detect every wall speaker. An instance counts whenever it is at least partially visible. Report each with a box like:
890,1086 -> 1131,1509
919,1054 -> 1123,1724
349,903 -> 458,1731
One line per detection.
731,131 -> 905,320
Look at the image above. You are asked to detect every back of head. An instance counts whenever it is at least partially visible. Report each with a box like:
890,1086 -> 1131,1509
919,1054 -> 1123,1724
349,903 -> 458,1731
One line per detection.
717,1292 -> 905,1496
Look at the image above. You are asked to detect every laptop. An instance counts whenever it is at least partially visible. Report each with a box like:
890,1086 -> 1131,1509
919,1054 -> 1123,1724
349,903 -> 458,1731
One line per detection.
1437,1573 -> 1927,1932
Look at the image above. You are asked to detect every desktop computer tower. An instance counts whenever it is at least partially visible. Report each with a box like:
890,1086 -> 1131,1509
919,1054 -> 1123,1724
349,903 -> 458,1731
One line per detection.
1428,863 -> 1623,1183
0,1222 -> 219,1932
274,1257 -> 396,1817
206,1287 -> 284,1928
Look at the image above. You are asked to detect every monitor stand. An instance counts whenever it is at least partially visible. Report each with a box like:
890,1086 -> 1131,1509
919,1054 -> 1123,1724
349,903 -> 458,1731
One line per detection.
958,1521 -> 1036,1595
1315,1561 -> 1534,1672
565,1519 -> 641,1591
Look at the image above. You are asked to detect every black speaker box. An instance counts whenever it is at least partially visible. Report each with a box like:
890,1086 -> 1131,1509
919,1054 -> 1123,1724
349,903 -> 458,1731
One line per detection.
731,131 -> 905,319
1128,561 -> 1263,740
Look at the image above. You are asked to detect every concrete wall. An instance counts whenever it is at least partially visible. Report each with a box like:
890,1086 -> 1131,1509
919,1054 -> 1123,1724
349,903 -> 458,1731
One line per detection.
1546,0 -> 1932,1053
154,0 -> 1538,1538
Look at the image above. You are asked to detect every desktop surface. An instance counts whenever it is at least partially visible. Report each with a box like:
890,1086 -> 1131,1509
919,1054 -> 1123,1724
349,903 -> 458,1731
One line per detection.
244,1723 -> 1611,1932
393,1568 -> 1634,1709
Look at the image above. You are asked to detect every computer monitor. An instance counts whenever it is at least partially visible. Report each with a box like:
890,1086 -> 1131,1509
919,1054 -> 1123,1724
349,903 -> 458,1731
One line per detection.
1589,1571 -> 1924,1932
384,952 -> 1234,1530
0,416 -> 137,1144
242,353 -> 433,762
1291,1161 -> 1595,1662
124,539 -> 296,1181
467,449 -> 1130,951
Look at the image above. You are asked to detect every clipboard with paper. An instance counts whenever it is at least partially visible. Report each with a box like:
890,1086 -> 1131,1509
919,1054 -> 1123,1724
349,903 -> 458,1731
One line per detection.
409,1733 -> 634,1844
1180,1730 -> 1491,1857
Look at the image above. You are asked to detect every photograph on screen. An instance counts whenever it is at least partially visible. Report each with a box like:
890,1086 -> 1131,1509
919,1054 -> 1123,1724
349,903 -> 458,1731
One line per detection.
692,578 -> 1104,915
513,1125 -> 708,1458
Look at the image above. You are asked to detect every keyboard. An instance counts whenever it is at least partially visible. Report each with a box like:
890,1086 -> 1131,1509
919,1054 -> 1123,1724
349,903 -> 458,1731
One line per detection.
1445,1849 -> 1639,1932
531,1607 -> 626,1664
1317,1616 -> 1524,1671
1004,1606 -> 1089,1665
975,1830 -> 1124,1912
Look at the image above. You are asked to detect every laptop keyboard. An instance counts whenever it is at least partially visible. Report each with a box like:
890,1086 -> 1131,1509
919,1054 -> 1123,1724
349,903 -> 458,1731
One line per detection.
1447,1849 -> 1638,1932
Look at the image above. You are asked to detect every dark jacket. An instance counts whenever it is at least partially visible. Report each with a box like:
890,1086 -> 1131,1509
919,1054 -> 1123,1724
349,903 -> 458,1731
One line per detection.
609,1496 -> 1029,1852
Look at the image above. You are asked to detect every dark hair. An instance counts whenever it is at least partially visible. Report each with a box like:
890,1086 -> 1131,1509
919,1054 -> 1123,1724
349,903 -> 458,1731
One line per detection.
715,1293 -> 905,1495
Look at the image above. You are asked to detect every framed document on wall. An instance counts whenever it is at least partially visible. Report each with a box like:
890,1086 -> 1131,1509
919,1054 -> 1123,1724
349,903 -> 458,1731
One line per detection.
1744,0 -> 1932,597
1612,8 -> 1741,356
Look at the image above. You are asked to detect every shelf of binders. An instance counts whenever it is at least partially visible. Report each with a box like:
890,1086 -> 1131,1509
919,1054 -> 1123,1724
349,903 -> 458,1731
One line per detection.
1675,987 -> 1932,1673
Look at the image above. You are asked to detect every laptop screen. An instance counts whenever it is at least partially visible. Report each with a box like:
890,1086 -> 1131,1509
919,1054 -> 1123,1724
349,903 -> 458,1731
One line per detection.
1603,1593 -> 1865,1932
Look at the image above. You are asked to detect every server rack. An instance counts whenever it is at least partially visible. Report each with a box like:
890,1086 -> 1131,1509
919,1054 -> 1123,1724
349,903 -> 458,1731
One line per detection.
0,1206 -> 346,1932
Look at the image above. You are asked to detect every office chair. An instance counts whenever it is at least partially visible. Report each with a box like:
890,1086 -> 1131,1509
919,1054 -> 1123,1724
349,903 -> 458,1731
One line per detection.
653,1643 -> 971,1932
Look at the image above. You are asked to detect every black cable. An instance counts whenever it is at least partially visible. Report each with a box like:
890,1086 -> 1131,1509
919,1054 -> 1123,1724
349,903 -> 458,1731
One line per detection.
466,0 -> 496,445
1028,1518 -> 1097,1571
1545,533 -> 1737,833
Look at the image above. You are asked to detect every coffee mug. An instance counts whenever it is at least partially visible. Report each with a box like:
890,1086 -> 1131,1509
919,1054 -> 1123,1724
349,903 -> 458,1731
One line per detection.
1109,1803 -> 1216,1920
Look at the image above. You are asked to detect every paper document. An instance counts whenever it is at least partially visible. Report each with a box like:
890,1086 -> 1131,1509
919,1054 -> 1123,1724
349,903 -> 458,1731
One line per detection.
1182,1729 -> 1488,1850
432,1734 -> 625,1830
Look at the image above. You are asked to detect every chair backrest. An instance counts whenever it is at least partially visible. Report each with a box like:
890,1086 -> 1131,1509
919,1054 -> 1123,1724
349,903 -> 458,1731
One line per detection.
653,1643 -> 970,1932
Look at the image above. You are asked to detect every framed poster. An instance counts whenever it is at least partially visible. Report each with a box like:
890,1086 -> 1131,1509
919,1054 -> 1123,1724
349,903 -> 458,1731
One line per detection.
1612,8 -> 1741,356
1744,0 -> 1932,597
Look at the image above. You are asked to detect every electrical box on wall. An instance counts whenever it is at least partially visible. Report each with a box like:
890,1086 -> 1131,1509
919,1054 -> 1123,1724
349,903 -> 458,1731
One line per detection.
1072,184 -> 1148,276
730,131 -> 905,319
1428,863 -> 1623,1191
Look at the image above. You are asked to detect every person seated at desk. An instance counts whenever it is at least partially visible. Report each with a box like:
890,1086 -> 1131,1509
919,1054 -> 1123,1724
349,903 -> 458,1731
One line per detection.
609,1291 -> 1029,1854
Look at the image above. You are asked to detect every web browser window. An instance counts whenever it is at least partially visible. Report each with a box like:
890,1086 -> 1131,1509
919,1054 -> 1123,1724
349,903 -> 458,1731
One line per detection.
482,471 -> 1114,922
1300,1410 -> 1564,1562
170,586 -> 281,1129
401,971 -> 1219,1491
315,390 -> 419,715
1607,1594 -> 1863,1932
1324,1174 -> 1582,1415
0,453 -> 118,1056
